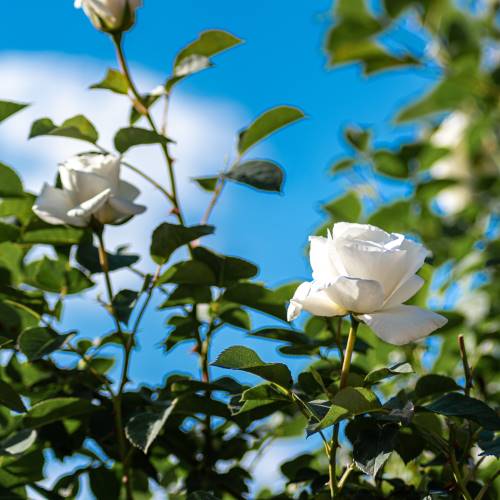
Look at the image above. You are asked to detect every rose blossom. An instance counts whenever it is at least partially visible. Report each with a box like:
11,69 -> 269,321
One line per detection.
288,223 -> 447,345
74,0 -> 142,33
33,154 -> 145,228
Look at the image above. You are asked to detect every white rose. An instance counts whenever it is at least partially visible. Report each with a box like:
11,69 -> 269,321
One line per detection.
33,154 -> 146,228
74,0 -> 142,33
288,223 -> 447,345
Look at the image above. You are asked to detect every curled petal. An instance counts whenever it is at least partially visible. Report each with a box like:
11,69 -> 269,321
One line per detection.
32,184 -> 87,227
383,275 -> 424,309
358,305 -> 448,345
287,281 -> 346,321
108,196 -> 146,217
324,276 -> 384,314
118,180 -> 141,201
59,166 -> 112,203
67,188 -> 112,219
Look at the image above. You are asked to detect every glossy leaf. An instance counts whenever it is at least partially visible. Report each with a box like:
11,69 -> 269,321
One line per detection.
226,160 -> 284,192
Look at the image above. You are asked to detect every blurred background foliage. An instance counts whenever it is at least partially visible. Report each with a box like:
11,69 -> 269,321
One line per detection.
0,0 -> 498,499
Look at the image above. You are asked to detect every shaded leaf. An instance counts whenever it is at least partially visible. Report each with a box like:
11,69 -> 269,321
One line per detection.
0,163 -> 23,198
111,290 -> 138,325
212,345 -> 293,388
29,115 -> 98,143
18,327 -> 74,361
125,399 -> 177,453
415,374 -> 462,399
226,160 -> 284,192
364,362 -> 413,386
323,192 -> 361,222
150,223 -> 214,264
24,397 -> 95,428
0,380 -> 26,413
192,176 -> 218,192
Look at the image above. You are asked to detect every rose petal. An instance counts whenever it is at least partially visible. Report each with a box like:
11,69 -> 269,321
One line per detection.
383,275 -> 424,309
309,236 -> 344,281
358,305 -> 448,345
118,180 -> 141,201
59,165 -> 112,203
33,184 -> 87,227
67,188 -> 112,219
324,276 -> 384,314
288,281 -> 346,321
108,196 -> 146,217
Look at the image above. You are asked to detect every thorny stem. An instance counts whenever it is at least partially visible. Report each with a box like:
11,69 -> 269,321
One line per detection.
329,316 -> 359,498
95,227 -> 133,500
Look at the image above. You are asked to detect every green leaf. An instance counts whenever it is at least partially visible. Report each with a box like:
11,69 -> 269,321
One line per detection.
310,387 -> 380,432
24,397 -> 95,428
0,100 -> 28,124
353,423 -> 399,476
114,127 -> 170,154
367,201 -> 411,233
88,467 -> 121,500
478,436 -> 500,458
0,222 -> 20,243
90,68 -> 129,94
0,430 -> 37,456
330,158 -> 354,173
0,380 -> 26,413
226,160 -> 284,192
425,393 -> 500,430
192,247 -> 258,285
192,176 -> 218,192
29,115 -> 98,143
345,126 -> 371,151
323,191 -> 361,222
373,150 -> 409,178
18,327 -> 74,361
159,260 -> 216,286
150,223 -> 214,265
111,290 -> 138,325
22,221 -> 85,245
125,400 -> 177,454
212,346 -> 293,388
188,492 -> 221,500
415,374 -> 462,399
24,257 -> 93,294
0,163 -> 23,198
76,243 -> 139,273
364,362 -> 413,386
174,30 -> 242,68
238,106 -> 305,155
222,283 -> 286,320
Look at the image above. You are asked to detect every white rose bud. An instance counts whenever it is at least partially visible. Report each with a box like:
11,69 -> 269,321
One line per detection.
74,0 -> 142,33
33,154 -> 146,228
288,223 -> 447,345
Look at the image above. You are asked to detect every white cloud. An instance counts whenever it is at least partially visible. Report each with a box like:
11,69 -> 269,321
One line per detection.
0,51 -> 245,288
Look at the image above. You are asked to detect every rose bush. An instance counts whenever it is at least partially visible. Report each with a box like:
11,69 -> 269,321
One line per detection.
288,222 -> 447,345
33,153 -> 146,227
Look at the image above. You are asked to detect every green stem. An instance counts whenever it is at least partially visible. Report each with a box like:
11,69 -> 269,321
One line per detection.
450,448 -> 473,500
329,316 -> 359,498
96,227 -> 133,500
112,34 -> 185,228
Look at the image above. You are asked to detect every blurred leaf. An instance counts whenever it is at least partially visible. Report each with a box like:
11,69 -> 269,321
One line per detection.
324,192 -> 361,222
150,223 -> 214,265
111,290 -> 138,325
114,127 -> 170,153
76,243 -> 139,274
425,393 -> 500,430
88,466 -> 121,500
364,362 -> 413,386
22,221 -> 86,245
24,397 -> 95,428
0,430 -> 36,456
330,158 -> 354,173
192,176 -> 218,192
29,115 -> 98,143
90,68 -> 129,94
159,260 -> 216,286
212,345 -> 293,388
0,163 -> 23,198
415,374 -> 462,399
126,400 -> 177,453
368,201 -> 411,233
0,100 -> 28,123
478,437 -> 500,458
187,492 -> 220,500
238,106 -> 305,155
0,222 -> 20,243
226,160 -> 284,192
18,327 -> 74,361
373,150 -> 409,178
0,380 -> 26,413
345,126 -> 371,151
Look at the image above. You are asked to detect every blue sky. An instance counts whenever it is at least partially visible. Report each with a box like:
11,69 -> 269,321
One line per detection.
0,0 -> 438,492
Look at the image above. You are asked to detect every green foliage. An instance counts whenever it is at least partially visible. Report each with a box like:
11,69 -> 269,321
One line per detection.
0,1 -> 496,498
